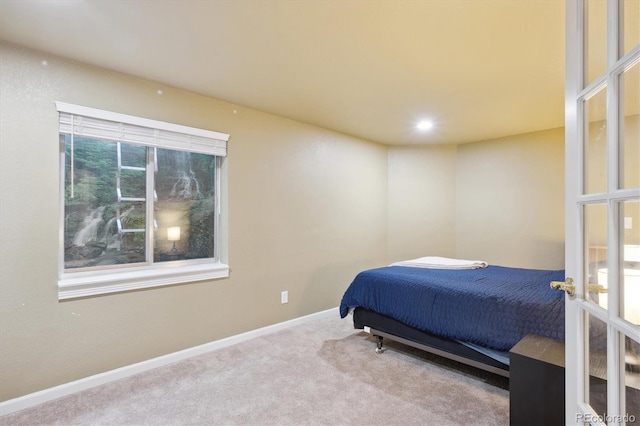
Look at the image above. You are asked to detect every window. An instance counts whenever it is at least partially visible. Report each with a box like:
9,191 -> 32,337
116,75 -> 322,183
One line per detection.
56,102 -> 229,299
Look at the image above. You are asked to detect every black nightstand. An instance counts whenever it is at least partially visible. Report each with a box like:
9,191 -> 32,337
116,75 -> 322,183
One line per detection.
509,335 -> 565,426
510,334 -> 639,425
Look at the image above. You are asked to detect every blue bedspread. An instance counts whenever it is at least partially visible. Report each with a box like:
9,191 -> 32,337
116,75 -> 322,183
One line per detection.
339,265 -> 565,351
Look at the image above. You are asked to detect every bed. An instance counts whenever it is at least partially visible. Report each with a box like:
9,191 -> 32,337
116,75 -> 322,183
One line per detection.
339,258 -> 566,378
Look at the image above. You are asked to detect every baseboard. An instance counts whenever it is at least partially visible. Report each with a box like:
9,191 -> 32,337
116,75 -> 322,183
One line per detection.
0,307 -> 339,416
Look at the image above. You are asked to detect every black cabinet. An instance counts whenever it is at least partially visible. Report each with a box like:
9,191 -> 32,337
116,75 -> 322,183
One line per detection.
510,334 -> 640,425
509,335 -> 565,426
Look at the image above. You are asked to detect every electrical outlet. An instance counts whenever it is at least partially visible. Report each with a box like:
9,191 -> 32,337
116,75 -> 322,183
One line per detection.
281,291 -> 288,304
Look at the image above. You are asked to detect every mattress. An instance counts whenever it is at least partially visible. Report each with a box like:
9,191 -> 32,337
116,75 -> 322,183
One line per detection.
339,265 -> 566,351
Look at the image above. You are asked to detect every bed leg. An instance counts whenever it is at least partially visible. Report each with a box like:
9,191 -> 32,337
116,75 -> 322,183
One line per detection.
375,335 -> 385,354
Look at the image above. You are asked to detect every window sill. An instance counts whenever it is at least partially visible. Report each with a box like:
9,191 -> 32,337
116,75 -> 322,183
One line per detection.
58,262 -> 229,300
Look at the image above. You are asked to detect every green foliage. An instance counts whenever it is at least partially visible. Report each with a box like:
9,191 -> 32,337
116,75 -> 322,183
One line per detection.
65,136 -> 118,207
187,197 -> 215,258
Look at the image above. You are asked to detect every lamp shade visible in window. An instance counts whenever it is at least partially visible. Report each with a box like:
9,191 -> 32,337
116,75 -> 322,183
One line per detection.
167,226 -> 181,242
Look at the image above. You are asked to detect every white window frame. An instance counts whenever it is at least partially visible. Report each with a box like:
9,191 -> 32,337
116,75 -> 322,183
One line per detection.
56,102 -> 229,300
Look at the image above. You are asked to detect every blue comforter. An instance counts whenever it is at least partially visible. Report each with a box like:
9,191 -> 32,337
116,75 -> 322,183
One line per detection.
339,265 -> 565,351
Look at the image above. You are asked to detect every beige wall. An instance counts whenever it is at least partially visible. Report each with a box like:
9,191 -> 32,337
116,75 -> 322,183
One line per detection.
455,128 -> 565,269
387,131 -> 565,270
387,145 -> 457,262
0,42 -> 568,403
0,43 -> 388,401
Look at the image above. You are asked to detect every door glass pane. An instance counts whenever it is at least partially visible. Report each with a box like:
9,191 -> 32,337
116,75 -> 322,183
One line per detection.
625,335 -> 640,421
588,312 -> 608,416
154,149 -> 216,263
586,203 -> 609,309
585,87 -> 608,194
623,0 -> 640,57
622,200 -> 640,325
587,0 -> 607,85
620,60 -> 640,190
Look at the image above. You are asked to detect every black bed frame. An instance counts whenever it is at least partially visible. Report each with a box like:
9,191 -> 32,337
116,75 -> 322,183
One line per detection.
353,307 -> 510,378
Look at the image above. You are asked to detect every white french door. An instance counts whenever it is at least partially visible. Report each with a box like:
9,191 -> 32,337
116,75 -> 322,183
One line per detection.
565,1 -> 640,425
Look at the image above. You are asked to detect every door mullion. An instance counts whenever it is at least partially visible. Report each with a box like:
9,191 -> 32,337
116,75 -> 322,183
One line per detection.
605,0 -> 622,421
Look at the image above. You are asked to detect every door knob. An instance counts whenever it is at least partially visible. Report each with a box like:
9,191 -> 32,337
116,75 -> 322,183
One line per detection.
550,277 -> 576,299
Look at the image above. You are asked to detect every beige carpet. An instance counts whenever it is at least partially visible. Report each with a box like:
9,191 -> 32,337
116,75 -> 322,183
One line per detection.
0,314 -> 509,425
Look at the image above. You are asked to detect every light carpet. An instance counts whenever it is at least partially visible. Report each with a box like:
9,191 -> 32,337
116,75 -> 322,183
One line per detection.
0,313 -> 509,425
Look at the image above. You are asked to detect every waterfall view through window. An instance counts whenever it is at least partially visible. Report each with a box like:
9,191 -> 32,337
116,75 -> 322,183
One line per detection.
63,136 -> 217,270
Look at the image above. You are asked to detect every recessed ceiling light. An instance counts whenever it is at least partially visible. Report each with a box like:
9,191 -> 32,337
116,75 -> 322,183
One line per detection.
416,120 -> 433,131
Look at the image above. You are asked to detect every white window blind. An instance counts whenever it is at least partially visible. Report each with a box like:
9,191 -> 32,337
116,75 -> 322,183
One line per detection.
56,102 -> 229,157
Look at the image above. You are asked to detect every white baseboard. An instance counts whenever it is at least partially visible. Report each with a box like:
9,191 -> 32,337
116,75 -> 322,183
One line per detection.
0,307 -> 339,417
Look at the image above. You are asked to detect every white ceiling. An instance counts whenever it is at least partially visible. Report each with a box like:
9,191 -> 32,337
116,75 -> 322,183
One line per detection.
0,0 -> 566,146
